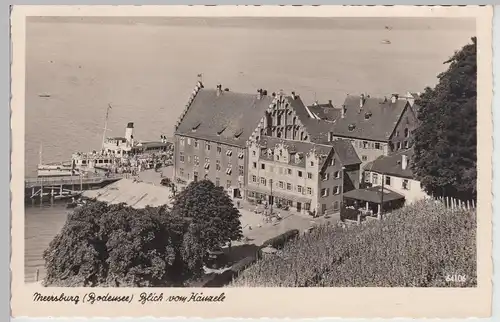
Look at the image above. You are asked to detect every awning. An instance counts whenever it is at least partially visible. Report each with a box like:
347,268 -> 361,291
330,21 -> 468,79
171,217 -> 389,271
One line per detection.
248,186 -> 312,204
343,186 -> 405,204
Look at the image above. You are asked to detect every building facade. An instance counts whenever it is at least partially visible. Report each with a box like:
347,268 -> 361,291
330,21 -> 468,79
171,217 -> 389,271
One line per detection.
173,83 -> 272,198
363,148 -> 429,204
246,137 -> 361,215
329,94 -> 419,170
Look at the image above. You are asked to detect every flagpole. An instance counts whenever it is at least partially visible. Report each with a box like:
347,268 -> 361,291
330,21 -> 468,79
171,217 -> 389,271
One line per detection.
101,104 -> 112,150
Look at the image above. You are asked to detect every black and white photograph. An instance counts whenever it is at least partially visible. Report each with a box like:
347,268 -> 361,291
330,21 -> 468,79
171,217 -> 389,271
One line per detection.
10,4 -> 493,319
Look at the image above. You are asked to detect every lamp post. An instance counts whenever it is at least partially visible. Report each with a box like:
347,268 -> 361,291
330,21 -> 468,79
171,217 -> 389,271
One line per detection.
380,172 -> 385,218
341,166 -> 345,212
270,178 -> 273,216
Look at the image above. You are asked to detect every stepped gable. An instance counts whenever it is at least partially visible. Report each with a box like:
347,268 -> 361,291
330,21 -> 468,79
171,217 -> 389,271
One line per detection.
257,136 -> 357,170
333,94 -> 411,142
175,84 -> 272,147
175,81 -> 204,131
269,91 -> 312,141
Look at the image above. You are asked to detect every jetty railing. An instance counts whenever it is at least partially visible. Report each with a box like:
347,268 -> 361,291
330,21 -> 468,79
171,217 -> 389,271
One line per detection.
25,174 -> 126,188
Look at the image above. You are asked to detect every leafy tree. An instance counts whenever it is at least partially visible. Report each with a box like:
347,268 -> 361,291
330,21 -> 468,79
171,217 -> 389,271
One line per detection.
413,37 -> 477,200
171,180 -> 243,253
43,201 -> 199,287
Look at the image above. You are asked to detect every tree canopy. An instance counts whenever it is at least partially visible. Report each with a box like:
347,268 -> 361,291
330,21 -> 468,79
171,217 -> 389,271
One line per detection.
171,180 -> 243,253
43,201 -> 198,287
412,37 -> 477,200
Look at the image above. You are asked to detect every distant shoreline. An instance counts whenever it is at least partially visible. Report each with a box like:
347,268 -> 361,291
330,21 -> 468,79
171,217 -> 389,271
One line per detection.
27,16 -> 476,32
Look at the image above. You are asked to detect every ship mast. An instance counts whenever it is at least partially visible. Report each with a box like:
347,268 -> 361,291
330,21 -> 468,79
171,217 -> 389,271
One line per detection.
38,143 -> 43,166
101,103 -> 112,150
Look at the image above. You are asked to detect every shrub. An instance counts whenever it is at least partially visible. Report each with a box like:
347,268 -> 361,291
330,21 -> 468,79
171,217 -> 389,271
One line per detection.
232,200 -> 476,287
261,229 -> 300,249
43,201 -> 200,287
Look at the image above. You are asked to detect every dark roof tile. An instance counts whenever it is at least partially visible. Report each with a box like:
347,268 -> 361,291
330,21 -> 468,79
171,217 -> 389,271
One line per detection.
364,148 -> 414,178
330,139 -> 361,166
176,86 -> 272,147
333,95 -> 410,142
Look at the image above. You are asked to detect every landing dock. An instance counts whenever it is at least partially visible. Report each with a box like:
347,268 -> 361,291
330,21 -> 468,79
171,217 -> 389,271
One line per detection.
24,174 -> 126,201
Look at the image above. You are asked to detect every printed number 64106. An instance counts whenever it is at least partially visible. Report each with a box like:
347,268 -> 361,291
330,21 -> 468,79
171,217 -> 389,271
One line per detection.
445,274 -> 467,283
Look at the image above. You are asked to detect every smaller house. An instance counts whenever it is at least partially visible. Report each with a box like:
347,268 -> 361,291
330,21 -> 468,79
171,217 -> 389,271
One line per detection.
363,148 -> 429,204
342,185 -> 405,218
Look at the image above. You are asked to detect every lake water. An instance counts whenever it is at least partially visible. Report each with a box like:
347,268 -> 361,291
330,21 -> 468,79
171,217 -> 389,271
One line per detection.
24,202 -> 68,282
23,17 -> 475,282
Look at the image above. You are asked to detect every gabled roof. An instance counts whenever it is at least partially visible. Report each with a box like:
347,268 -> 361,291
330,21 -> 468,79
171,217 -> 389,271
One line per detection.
257,136 -> 360,169
333,95 -> 410,142
257,136 -> 329,168
364,148 -> 414,179
286,98 -> 338,143
330,139 -> 361,166
307,103 -> 341,122
175,85 -> 272,147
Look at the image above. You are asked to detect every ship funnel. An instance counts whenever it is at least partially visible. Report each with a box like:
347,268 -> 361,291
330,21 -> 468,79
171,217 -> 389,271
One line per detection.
125,122 -> 134,143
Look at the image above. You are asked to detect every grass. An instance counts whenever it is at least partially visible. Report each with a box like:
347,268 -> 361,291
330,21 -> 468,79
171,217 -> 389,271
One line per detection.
231,200 -> 476,287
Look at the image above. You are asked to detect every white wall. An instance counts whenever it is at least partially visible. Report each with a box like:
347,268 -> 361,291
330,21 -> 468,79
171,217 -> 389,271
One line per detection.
366,171 -> 429,204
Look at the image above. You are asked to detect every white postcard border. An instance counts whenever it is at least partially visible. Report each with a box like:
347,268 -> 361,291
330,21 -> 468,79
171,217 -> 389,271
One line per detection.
10,5 -> 494,318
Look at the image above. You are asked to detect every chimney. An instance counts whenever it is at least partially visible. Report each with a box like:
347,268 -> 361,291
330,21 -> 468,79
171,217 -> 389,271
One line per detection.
257,89 -> 262,99
328,132 -> 334,142
291,91 -> 296,100
262,89 -> 268,96
360,94 -> 366,108
391,93 -> 399,104
328,99 -> 332,106
125,122 -> 134,143
216,84 -> 223,96
341,105 -> 346,118
402,154 -> 408,170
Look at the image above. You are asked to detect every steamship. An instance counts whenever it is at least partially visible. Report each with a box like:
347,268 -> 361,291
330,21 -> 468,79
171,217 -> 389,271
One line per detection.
37,106 -> 172,178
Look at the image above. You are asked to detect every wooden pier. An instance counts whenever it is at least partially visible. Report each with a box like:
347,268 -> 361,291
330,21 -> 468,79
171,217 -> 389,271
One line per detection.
25,174 -> 126,201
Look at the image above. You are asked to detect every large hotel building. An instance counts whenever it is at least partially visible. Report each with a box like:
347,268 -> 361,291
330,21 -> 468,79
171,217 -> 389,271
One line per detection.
173,82 -> 419,215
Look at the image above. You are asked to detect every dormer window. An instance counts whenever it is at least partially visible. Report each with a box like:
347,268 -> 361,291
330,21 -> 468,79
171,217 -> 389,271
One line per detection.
217,126 -> 227,136
348,124 -> 356,132
364,112 -> 372,120
192,122 -> 201,131
234,129 -> 243,139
